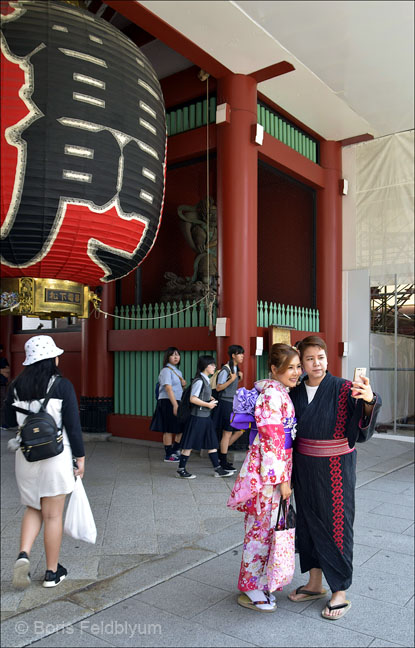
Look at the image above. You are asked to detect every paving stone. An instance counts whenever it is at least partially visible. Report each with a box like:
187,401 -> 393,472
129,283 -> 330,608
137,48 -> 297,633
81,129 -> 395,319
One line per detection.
194,521 -> 244,553
68,548 -> 215,612
365,503 -> 414,521
353,526 -> 414,555
184,547 -> 242,593
30,625 -> 116,647
356,471 -> 391,487
0,600 -> 92,648
192,594 -> 373,647
97,555 -> 151,580
368,641 -> 405,647
363,454 -> 413,474
354,512 -> 413,533
156,533 -> 206,554
301,592 -> 414,646
348,565 -> 414,606
133,574 -> 230,618
402,524 -> 414,537
362,477 -> 413,494
72,598 -> 255,647
362,549 -> 414,579
355,490 -> 414,508
353,544 -> 381,567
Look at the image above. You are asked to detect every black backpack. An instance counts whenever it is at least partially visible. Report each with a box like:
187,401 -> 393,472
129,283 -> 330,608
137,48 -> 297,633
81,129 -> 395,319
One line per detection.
177,383 -> 193,426
13,378 -> 64,462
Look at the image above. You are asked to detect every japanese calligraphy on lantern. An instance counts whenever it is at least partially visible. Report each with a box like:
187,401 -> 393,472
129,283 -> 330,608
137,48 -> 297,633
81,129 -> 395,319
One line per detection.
1,0 -> 167,285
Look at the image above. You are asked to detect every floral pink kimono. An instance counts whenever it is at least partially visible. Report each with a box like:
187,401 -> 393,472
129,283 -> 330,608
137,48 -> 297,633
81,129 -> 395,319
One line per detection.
227,379 -> 296,592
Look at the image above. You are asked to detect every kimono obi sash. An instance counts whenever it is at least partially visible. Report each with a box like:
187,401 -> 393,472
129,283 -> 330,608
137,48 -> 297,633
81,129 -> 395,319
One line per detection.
295,437 -> 354,457
284,432 -> 293,449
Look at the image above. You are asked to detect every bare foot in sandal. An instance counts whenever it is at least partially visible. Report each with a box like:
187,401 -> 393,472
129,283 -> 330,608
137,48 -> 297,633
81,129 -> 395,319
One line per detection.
322,591 -> 349,619
288,584 -> 327,602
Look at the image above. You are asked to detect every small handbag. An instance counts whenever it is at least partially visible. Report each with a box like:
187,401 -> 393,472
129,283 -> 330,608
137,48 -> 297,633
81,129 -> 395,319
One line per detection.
266,497 -> 296,592
64,477 -> 97,544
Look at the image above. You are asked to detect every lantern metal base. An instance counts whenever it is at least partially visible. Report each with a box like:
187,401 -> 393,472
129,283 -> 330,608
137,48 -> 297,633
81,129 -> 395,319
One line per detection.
0,277 -> 92,319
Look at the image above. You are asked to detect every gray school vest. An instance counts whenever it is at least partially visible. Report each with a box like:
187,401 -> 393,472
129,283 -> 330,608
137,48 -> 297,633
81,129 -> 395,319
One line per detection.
191,377 -> 212,418
220,366 -> 239,402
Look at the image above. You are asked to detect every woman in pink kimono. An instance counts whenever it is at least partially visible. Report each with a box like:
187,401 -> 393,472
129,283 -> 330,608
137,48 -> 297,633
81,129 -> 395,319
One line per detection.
227,343 -> 301,612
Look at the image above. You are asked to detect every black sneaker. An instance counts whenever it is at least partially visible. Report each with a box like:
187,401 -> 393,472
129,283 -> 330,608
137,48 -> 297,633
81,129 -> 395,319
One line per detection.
163,453 -> 180,463
42,563 -> 67,588
176,468 -> 196,479
214,466 -> 233,478
223,461 -> 237,472
12,552 -> 31,589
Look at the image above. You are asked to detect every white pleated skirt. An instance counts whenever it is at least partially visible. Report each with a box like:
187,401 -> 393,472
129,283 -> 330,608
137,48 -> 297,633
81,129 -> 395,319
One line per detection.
15,432 -> 75,510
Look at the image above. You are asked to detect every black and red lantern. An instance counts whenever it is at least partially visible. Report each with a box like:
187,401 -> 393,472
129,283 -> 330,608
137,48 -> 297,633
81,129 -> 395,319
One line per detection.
1,0 -> 167,298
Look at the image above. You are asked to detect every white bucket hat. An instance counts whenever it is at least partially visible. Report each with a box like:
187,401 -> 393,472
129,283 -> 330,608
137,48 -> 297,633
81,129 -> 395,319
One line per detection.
22,335 -> 64,366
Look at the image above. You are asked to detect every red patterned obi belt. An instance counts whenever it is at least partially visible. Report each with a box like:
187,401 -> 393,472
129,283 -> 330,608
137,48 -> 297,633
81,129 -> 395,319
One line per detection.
295,438 -> 354,457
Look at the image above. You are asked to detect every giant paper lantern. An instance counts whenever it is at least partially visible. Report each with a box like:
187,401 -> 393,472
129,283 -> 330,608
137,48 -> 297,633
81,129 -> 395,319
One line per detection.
1,0 -> 166,317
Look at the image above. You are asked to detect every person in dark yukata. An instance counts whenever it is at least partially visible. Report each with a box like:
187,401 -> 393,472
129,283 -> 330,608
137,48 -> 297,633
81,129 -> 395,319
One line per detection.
288,336 -> 381,620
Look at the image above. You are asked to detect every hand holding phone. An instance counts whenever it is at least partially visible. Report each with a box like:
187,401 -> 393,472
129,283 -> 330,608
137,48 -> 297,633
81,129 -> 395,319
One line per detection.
352,367 -> 366,397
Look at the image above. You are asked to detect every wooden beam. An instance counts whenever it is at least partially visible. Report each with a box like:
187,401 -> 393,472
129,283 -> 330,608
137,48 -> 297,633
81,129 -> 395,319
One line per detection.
249,61 -> 295,84
339,133 -> 374,147
108,327 -> 216,352
103,1 -> 231,79
166,127 -> 217,166
259,133 -> 325,189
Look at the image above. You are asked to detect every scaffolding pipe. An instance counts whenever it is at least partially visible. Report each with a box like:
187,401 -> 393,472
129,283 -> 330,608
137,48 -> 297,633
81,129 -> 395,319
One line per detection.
394,274 -> 398,435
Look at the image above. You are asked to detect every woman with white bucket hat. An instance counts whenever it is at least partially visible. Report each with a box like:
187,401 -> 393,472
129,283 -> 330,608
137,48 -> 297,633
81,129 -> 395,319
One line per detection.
4,335 -> 85,589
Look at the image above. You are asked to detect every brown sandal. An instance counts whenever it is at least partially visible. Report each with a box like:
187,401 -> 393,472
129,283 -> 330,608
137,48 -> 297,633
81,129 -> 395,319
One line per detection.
288,586 -> 327,602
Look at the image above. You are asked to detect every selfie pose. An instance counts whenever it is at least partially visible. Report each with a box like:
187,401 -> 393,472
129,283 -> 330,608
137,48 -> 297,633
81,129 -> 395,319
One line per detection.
288,336 -> 381,620
227,343 -> 301,612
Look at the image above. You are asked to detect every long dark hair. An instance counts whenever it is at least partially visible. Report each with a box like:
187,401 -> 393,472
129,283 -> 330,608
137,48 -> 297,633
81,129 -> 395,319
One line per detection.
13,358 -> 61,401
227,344 -> 244,372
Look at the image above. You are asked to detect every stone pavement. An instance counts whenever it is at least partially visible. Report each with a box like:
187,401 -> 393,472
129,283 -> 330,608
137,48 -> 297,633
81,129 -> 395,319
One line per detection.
1,430 -> 413,648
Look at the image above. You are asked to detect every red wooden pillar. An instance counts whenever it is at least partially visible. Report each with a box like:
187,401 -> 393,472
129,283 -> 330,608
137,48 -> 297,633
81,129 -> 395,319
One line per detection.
317,141 -> 342,376
0,314 -> 13,369
216,74 -> 258,386
81,282 -> 115,431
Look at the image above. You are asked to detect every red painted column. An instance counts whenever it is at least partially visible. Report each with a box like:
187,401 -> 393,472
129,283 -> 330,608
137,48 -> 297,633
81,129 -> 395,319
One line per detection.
82,283 -> 115,397
316,141 -> 342,376
216,74 -> 258,387
81,282 -> 115,431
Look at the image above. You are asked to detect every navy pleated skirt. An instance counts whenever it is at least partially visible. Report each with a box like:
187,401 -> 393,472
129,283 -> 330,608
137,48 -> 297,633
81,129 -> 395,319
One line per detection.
150,399 -> 182,435
180,415 -> 219,451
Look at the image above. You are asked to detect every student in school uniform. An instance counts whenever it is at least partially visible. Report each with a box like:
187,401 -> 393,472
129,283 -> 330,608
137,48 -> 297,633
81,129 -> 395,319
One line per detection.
177,355 -> 234,480
213,345 -> 245,472
150,347 -> 186,462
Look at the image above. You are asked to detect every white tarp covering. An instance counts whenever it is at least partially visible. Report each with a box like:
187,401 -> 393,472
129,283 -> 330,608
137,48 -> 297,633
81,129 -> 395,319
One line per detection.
354,130 -> 414,285
370,332 -> 414,425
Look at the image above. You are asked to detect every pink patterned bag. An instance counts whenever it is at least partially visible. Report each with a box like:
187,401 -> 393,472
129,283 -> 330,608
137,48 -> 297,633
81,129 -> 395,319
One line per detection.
267,498 -> 296,592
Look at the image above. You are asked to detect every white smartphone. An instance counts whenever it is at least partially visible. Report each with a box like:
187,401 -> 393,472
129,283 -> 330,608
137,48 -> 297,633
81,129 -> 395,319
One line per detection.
352,367 -> 366,397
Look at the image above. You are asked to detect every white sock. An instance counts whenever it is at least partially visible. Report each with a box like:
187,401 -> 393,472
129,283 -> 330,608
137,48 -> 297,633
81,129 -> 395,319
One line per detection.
246,589 -> 275,610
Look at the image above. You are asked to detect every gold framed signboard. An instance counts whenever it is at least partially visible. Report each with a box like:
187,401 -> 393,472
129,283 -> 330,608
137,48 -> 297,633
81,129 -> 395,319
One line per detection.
268,325 -> 291,348
0,278 -> 90,319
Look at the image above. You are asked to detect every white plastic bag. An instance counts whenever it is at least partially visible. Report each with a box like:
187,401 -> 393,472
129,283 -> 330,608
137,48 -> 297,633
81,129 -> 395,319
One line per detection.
64,477 -> 97,544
